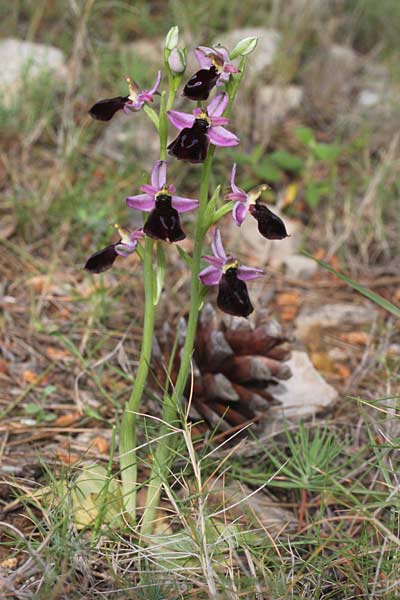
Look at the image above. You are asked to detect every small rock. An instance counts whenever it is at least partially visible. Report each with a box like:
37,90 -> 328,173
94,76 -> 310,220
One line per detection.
295,303 -> 377,341
213,27 -> 281,80
208,480 -> 296,537
302,43 -> 361,116
357,89 -> 380,108
0,38 -> 66,96
253,85 -> 303,142
126,38 -> 163,64
283,254 -> 318,280
270,351 -> 338,419
94,113 -> 159,170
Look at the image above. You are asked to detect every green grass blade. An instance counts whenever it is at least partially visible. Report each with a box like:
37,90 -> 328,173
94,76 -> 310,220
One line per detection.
304,252 -> 400,318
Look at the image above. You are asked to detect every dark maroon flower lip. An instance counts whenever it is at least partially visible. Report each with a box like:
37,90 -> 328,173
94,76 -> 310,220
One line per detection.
167,120 -> 210,163
84,227 -> 144,273
89,96 -> 129,121
88,72 -> 161,121
217,268 -> 255,318
182,65 -> 220,101
143,195 -> 186,243
249,201 -> 289,240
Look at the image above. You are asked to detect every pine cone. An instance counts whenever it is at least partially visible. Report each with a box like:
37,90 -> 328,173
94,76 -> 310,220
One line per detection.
153,304 -> 293,437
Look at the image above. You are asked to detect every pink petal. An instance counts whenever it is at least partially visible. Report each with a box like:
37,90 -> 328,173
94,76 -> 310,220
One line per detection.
124,100 -> 143,113
216,47 -> 230,63
148,70 -> 161,96
171,195 -> 199,213
167,110 -> 195,131
209,116 -> 229,126
199,265 -> 223,286
195,47 -> 213,69
140,184 -> 157,195
232,201 -> 248,226
151,160 -> 167,189
224,64 -> 239,74
130,229 -> 145,242
211,228 -> 227,261
226,192 -> 247,201
126,194 -> 155,212
229,164 -> 246,199
207,92 -> 229,117
202,255 -> 225,268
208,125 -> 240,147
115,241 -> 137,257
237,266 -> 264,281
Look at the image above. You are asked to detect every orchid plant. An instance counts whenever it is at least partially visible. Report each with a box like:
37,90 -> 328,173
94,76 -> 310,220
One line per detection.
84,27 -> 288,538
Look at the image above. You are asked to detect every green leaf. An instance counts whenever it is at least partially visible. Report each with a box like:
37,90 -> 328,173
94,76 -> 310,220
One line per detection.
304,181 -> 329,208
269,150 -> 304,173
253,158 -> 281,182
143,104 -> 159,131
204,184 -> 221,227
153,241 -> 166,305
212,201 -> 235,225
176,245 -> 192,267
25,402 -> 41,415
312,142 -> 341,162
71,464 -> 124,530
304,253 -> 400,319
294,126 -> 314,146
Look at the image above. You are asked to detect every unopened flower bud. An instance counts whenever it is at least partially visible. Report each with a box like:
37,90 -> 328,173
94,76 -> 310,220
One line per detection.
168,48 -> 186,74
229,36 -> 258,60
165,26 -> 179,51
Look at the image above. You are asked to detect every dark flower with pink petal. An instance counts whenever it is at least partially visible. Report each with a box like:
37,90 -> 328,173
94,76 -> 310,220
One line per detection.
183,46 -> 239,100
227,163 -> 288,240
167,92 -> 239,163
199,228 -> 263,317
89,72 -> 161,121
126,160 -> 198,243
84,226 -> 144,273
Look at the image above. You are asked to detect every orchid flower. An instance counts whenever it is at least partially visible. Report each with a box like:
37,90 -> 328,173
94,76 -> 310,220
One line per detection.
227,163 -> 288,239
167,92 -> 239,163
84,226 -> 144,273
198,228 -> 263,317
126,161 -> 198,242
183,45 -> 239,100
88,71 -> 161,121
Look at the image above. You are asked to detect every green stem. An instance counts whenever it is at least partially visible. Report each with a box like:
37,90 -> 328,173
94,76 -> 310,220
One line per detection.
140,147 -> 215,537
119,236 -> 154,522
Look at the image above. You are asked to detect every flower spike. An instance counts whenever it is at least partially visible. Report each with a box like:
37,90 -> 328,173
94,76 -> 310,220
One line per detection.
167,92 -> 239,163
88,72 -> 161,121
126,161 -> 198,242
84,226 -> 144,273
199,228 -> 263,317
227,163 -> 288,239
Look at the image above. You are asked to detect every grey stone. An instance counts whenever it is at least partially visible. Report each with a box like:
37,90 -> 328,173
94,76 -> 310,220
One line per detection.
94,112 -> 159,170
295,303 -> 377,341
302,43 -> 361,115
126,38 -> 163,64
283,254 -> 318,280
0,38 -> 66,96
270,351 -> 338,419
253,85 -> 304,142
